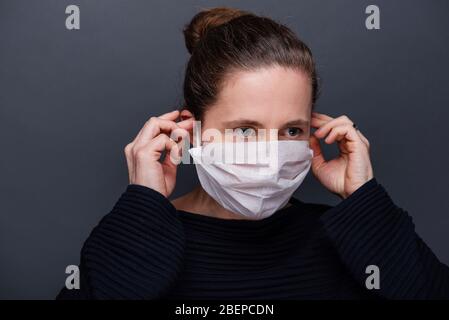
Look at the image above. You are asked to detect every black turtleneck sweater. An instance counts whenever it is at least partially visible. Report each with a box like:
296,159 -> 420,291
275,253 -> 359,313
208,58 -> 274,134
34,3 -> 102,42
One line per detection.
56,178 -> 449,299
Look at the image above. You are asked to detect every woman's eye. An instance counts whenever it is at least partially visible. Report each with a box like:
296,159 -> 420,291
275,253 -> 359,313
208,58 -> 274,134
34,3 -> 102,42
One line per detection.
234,127 -> 256,137
285,127 -> 303,137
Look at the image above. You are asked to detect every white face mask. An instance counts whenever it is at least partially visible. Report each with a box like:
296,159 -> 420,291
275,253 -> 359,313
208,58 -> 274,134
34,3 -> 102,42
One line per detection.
188,140 -> 313,220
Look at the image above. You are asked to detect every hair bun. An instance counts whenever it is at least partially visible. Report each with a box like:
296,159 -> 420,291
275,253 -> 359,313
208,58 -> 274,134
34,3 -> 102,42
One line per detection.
183,7 -> 250,54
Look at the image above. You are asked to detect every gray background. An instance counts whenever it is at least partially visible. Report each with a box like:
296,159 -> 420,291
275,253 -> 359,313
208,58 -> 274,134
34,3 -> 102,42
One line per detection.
0,0 -> 448,299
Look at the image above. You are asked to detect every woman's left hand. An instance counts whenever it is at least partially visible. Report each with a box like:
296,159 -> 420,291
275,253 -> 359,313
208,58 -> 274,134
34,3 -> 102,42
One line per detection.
309,112 -> 374,199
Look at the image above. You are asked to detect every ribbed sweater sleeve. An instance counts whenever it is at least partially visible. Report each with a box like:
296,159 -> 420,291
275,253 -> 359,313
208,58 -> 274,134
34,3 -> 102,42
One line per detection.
57,184 -> 185,300
320,178 -> 449,299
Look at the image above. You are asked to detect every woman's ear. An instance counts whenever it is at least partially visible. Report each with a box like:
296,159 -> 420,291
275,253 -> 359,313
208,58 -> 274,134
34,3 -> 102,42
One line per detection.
180,109 -> 195,121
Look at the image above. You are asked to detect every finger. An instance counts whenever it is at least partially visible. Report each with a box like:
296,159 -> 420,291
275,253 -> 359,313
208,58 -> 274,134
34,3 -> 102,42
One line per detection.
132,110 -> 180,144
161,147 -> 179,195
312,112 -> 334,121
169,127 -> 191,158
355,129 -> 370,149
143,112 -> 193,140
309,134 -> 326,172
310,116 -> 329,129
157,133 -> 178,156
323,124 -> 361,146
124,143 -> 134,183
162,135 -> 183,166
163,142 -> 181,168
159,109 -> 180,120
314,115 -> 354,139
169,127 -> 190,142
134,133 -> 177,162
139,131 -> 182,166
128,114 -> 193,169
311,113 -> 348,130
175,117 -> 194,131
134,117 -> 180,149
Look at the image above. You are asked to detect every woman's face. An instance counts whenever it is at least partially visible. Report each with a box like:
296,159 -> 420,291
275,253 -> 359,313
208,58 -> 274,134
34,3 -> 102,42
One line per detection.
191,65 -> 313,144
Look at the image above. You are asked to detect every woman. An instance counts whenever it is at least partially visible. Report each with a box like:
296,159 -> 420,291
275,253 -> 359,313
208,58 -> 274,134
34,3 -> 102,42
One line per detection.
57,7 -> 449,299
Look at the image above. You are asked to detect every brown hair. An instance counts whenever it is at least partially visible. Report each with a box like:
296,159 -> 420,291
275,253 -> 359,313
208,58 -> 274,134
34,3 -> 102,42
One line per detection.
182,7 -> 319,121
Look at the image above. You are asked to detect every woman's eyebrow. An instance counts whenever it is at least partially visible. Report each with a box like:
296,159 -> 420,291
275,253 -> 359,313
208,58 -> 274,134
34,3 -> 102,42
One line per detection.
222,118 -> 310,128
282,119 -> 310,127
222,119 -> 264,127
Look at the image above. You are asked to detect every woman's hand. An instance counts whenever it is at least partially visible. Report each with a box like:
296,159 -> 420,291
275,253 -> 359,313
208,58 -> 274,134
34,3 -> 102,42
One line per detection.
124,110 -> 193,198
309,112 -> 374,199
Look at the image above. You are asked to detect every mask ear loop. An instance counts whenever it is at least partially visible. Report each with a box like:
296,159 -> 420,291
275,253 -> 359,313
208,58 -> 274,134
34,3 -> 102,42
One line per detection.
193,120 -> 202,148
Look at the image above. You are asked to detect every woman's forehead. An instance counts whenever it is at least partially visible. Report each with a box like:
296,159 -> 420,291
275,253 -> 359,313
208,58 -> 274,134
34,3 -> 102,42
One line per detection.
207,66 -> 312,122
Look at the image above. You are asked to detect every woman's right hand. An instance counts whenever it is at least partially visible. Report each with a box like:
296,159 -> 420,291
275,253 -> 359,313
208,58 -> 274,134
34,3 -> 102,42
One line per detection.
124,110 -> 193,198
